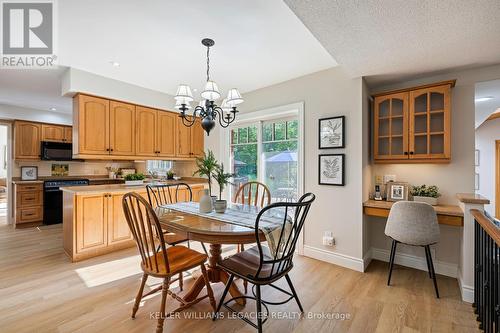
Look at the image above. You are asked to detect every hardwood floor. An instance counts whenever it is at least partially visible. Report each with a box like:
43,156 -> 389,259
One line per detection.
0,224 -> 479,333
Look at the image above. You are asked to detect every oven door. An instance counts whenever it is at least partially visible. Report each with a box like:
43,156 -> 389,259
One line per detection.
41,141 -> 73,161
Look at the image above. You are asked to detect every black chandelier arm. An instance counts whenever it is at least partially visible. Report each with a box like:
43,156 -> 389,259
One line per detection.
179,106 -> 205,127
212,106 -> 237,128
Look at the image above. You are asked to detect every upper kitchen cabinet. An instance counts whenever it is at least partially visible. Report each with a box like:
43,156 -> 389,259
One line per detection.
64,127 -> 72,143
373,80 -> 454,163
176,117 -> 205,158
42,125 -> 65,142
156,111 -> 176,158
73,94 -> 110,156
110,101 -> 135,156
191,118 -> 205,158
14,121 -> 42,160
136,106 -> 157,157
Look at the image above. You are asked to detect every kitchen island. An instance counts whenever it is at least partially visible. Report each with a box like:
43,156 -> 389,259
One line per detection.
61,180 -> 206,262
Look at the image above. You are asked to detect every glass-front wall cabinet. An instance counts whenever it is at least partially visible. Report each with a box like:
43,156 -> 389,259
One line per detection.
373,81 -> 453,163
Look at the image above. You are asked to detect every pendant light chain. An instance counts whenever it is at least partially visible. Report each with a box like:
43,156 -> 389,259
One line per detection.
206,45 -> 210,82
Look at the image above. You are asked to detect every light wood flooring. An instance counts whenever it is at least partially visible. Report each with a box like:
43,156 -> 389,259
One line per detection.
0,224 -> 480,333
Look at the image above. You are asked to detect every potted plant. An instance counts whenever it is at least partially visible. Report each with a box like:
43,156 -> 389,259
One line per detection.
166,171 -> 175,180
124,173 -> 146,186
212,163 -> 234,213
193,150 -> 218,208
410,184 -> 441,205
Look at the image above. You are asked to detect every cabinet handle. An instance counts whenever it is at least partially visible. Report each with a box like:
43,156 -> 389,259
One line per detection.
106,148 -> 110,152
404,152 -> 408,155
110,148 -> 113,152
410,151 -> 414,155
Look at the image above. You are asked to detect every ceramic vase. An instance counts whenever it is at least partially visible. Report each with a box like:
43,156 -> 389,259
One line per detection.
199,189 -> 213,213
214,200 -> 227,213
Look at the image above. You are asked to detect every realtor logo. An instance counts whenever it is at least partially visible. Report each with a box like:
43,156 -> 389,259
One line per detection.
1,0 -> 57,68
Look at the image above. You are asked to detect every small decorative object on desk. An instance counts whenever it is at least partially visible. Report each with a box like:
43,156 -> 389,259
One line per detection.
106,166 -> 118,179
21,166 -> 38,180
199,189 -> 213,213
411,184 -> 440,206
319,154 -> 345,186
124,173 -> 145,186
319,116 -> 345,149
213,163 -> 234,213
387,182 -> 409,202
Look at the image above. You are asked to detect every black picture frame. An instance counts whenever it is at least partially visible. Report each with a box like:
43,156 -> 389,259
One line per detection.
318,154 -> 345,186
319,116 -> 345,149
21,166 -> 38,181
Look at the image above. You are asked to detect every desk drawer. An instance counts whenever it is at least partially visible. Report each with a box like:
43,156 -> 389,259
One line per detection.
17,191 -> 43,207
17,206 -> 43,223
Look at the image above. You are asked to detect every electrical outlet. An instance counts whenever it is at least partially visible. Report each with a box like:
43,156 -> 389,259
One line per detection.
383,174 -> 396,184
322,231 -> 335,247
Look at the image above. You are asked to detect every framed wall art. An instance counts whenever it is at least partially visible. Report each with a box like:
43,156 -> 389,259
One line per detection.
21,166 -> 38,181
318,154 -> 345,186
319,116 -> 345,149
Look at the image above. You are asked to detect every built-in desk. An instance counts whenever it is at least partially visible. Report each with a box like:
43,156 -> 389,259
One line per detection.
363,199 -> 464,227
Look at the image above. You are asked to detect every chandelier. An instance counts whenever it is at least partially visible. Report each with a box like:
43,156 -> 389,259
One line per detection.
174,38 -> 243,136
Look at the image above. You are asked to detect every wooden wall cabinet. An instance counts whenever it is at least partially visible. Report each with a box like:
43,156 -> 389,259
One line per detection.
14,183 -> 43,226
373,80 -> 454,163
14,121 -> 42,160
74,93 -> 203,160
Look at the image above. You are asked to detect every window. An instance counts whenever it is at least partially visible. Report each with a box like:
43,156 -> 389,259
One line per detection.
229,118 -> 299,203
145,160 -> 173,177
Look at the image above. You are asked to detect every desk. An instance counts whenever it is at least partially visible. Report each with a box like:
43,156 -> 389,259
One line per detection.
363,200 -> 464,227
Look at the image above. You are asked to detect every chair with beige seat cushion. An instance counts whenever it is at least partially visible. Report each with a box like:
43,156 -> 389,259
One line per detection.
385,201 -> 440,298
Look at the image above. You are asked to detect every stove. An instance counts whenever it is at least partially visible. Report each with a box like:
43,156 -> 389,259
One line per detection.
43,179 -> 89,225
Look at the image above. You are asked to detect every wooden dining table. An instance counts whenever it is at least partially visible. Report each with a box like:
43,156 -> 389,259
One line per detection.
155,204 -> 266,306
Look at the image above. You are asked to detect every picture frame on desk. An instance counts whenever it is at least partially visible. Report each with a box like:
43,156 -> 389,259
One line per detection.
21,166 -> 38,181
387,182 -> 409,202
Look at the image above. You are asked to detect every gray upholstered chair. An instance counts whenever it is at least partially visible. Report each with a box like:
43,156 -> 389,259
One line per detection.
385,201 -> 440,298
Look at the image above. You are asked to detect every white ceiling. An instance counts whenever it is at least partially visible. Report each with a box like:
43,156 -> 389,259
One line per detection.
475,79 -> 500,128
284,0 -> 500,85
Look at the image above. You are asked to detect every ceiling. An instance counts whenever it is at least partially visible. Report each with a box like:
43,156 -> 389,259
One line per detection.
284,0 -> 500,85
475,79 -> 500,128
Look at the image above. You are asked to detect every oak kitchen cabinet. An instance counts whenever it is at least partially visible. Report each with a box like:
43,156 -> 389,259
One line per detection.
14,182 -> 44,226
62,184 -> 205,262
73,94 -> 204,160
373,80 -> 454,163
14,121 -> 72,160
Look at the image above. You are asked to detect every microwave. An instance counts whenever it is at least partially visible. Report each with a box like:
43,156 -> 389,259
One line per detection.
40,141 -> 74,161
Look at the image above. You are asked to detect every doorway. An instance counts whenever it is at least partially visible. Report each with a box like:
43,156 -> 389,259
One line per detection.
0,124 -> 9,225
496,140 -> 500,218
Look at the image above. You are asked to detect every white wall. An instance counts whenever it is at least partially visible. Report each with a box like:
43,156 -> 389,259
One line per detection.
0,104 -> 72,124
0,125 -> 7,179
475,117 -> 500,216
207,67 -> 367,271
368,63 -> 500,277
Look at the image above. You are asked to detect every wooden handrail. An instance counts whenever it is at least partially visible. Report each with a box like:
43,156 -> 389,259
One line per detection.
471,209 -> 500,246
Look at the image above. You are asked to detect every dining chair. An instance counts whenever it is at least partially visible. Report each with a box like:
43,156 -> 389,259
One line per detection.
214,193 -> 316,332
233,181 -> 272,292
385,201 -> 441,298
122,192 -> 216,333
146,183 -> 207,291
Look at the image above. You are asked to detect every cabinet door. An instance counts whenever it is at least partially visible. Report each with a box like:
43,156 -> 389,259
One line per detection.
77,95 -> 110,155
107,193 -> 133,245
42,124 -> 65,142
14,121 -> 41,159
76,194 -> 107,253
373,93 -> 409,160
110,101 -> 135,156
136,106 -> 157,156
409,85 -> 451,160
176,117 -> 192,157
191,185 -> 204,202
191,118 -> 205,157
157,111 -> 176,157
64,127 -> 72,143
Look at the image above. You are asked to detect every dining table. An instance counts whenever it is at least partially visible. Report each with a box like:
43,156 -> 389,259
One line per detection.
155,202 -> 267,306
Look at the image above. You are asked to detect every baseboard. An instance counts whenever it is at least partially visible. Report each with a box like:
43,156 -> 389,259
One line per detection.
363,249 -> 373,271
458,273 -> 474,303
371,247 -> 458,278
303,245 -> 364,272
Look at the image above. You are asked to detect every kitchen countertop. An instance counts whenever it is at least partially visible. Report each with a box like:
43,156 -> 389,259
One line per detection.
60,178 -> 207,195
12,175 -> 123,184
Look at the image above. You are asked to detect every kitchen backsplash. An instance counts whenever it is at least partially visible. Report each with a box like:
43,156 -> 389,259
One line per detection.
13,161 -> 135,177
134,160 -> 198,178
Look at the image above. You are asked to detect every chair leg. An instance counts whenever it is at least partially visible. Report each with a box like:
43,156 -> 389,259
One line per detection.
426,245 -> 440,298
200,242 -> 208,255
178,272 -> 183,291
387,239 -> 398,286
238,244 -> 248,293
285,274 -> 304,312
424,246 -> 432,279
255,284 -> 263,333
213,274 -> 234,321
132,273 -> 148,318
200,264 -> 216,311
156,278 -> 170,333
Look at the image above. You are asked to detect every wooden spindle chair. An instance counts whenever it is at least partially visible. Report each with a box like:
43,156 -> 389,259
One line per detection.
233,181 -> 272,292
146,183 -> 207,291
122,193 -> 216,333
214,193 -> 316,332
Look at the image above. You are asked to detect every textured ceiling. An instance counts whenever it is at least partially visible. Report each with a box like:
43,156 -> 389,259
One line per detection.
284,0 -> 500,85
